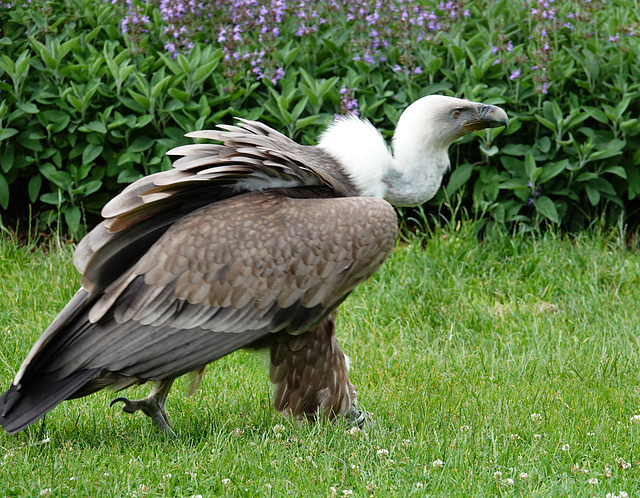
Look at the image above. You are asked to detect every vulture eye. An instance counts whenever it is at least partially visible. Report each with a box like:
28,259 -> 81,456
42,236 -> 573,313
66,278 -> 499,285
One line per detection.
452,109 -> 462,119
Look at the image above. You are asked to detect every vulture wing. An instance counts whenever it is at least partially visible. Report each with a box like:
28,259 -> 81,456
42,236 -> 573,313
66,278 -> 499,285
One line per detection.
0,121 -> 397,434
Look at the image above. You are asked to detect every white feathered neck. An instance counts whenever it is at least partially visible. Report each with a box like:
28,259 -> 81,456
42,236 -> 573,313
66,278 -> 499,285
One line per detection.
318,96 -> 470,207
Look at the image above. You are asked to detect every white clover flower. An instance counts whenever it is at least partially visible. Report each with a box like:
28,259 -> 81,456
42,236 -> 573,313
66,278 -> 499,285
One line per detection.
461,425 -> 470,432
163,473 -> 172,480
432,459 -> 444,468
561,443 -> 570,451
235,428 -> 245,437
415,482 -> 423,488
518,472 -> 529,481
377,448 -> 389,458
504,478 -> 514,485
494,470 -> 503,480
510,433 -> 520,441
329,486 -> 338,497
533,433 -> 542,442
530,413 -> 542,422
342,491 -> 354,496
273,424 -> 285,434
39,490 -> 52,497
620,491 -> 629,498
587,431 -> 595,436
587,477 -> 599,485
402,438 -> 411,447
41,437 -> 51,444
630,414 -> 640,424
221,478 -> 231,487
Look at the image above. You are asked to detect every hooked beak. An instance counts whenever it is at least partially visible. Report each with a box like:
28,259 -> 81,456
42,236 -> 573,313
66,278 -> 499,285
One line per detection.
463,104 -> 509,132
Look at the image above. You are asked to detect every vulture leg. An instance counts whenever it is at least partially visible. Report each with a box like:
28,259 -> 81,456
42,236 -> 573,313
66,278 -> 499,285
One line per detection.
110,379 -> 175,431
269,314 -> 367,427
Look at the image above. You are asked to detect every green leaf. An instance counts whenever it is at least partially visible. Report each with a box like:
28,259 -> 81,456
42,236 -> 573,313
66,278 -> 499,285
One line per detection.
603,166 -> 626,179
117,168 -> 142,184
524,152 -> 540,182
168,88 -> 190,102
40,191 -> 62,205
0,128 -> 18,142
80,179 -> 102,196
128,136 -> 155,153
64,206 -> 82,234
151,75 -> 172,98
585,184 -> 600,205
446,162 -> 474,196
0,55 -> 15,76
583,106 -> 608,124
0,173 -> 8,210
28,175 -> 42,203
128,89 -> 150,109
534,115 -> 556,132
499,179 -> 528,190
501,144 -> 529,156
17,102 -> 38,114
0,144 -> 14,173
539,160 -> 568,183
479,144 -> 499,157
192,59 -> 218,85
534,196 -> 559,223
40,163 -> 72,189
82,143 -> 103,165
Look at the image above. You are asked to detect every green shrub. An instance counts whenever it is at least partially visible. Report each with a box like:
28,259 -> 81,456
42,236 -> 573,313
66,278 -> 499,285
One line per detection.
0,0 -> 638,235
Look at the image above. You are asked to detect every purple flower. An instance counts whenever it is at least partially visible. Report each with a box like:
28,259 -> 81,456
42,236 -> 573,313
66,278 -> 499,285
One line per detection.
509,69 -> 521,80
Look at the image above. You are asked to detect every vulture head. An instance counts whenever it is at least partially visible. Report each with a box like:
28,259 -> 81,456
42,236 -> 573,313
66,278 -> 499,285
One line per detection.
319,95 -> 509,206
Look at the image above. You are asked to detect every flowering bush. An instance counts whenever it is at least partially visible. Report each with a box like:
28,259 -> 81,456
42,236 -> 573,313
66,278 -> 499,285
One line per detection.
0,0 -> 639,235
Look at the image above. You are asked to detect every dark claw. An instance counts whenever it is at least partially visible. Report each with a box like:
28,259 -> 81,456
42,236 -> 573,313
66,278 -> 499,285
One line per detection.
345,406 -> 371,428
110,397 -> 128,408
109,395 -> 173,431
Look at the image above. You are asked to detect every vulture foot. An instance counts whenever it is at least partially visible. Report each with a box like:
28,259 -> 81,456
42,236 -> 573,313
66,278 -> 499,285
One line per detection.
345,405 -> 371,428
110,379 -> 175,431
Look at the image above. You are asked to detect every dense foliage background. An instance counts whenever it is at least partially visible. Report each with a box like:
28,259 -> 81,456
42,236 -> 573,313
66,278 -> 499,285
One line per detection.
0,0 -> 639,236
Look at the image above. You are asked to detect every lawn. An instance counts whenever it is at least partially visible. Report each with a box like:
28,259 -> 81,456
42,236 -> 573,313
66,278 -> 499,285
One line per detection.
1,224 -> 640,496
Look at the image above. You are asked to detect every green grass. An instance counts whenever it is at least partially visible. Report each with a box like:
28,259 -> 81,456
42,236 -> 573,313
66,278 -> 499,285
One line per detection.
2,224 -> 640,496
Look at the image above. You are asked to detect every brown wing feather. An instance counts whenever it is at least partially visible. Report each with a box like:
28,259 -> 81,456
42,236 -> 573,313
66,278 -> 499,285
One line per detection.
14,191 -> 396,393
74,120 -> 357,296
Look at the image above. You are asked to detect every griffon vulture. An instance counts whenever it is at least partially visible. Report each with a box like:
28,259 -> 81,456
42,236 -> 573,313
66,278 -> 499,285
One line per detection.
0,95 -> 507,434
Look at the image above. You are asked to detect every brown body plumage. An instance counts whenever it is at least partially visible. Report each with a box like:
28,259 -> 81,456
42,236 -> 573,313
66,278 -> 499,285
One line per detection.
0,96 -> 507,434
